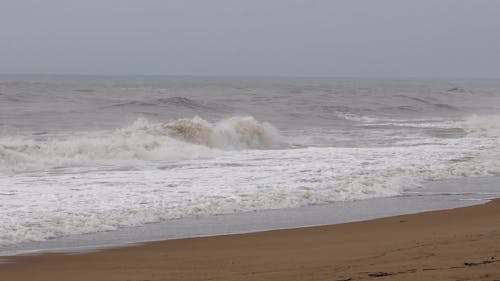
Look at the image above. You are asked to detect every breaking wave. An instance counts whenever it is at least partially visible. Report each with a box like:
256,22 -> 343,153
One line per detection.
462,114 -> 500,138
163,116 -> 280,149
0,116 -> 282,171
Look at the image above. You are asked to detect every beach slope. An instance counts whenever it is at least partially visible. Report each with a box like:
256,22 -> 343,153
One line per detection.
1,199 -> 499,281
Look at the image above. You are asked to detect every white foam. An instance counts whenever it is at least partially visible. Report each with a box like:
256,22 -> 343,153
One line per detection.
162,116 -> 281,149
0,116 -> 281,171
335,111 -> 381,122
462,114 -> 500,137
334,111 -> 447,125
1,115 -> 500,245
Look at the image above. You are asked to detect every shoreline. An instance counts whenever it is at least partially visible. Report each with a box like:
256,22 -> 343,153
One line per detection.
1,198 -> 499,280
3,176 -> 498,257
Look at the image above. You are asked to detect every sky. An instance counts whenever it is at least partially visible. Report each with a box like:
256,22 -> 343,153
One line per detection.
1,0 -> 499,78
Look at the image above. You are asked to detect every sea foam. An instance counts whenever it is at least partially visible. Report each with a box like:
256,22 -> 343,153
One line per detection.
0,116 -> 281,171
2,115 -> 500,245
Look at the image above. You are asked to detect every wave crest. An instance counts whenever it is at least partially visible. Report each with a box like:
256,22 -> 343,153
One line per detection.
163,116 -> 280,149
462,115 -> 500,137
0,116 -> 282,171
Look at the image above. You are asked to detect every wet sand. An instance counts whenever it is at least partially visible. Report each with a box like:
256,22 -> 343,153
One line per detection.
1,199 -> 499,281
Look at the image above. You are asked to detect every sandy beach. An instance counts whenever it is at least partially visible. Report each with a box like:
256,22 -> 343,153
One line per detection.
0,199 -> 498,281
2,1 -> 500,280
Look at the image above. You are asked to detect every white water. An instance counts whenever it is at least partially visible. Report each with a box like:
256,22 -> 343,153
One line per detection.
0,116 -> 280,172
1,114 -> 500,245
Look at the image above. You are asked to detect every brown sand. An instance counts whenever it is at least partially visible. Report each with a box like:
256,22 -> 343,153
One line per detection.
1,200 -> 499,281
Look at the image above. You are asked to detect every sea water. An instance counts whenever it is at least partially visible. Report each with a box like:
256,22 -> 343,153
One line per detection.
1,77 -> 500,250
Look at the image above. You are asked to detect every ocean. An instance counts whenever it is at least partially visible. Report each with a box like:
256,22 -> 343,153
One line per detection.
1,76 -> 500,252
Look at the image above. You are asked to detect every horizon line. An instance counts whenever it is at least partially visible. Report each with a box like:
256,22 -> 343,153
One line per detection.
0,73 -> 499,80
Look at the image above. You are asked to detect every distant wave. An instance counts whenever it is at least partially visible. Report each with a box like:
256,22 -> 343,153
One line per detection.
109,96 -> 221,111
334,111 -> 381,123
334,111 -> 500,141
388,105 -> 422,112
447,87 -> 468,94
393,95 -> 461,111
0,116 -> 282,171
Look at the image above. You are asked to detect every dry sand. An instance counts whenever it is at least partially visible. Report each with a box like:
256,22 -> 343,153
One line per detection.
1,199 -> 499,281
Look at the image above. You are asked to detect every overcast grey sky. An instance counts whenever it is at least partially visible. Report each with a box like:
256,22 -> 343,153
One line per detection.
1,0 -> 499,78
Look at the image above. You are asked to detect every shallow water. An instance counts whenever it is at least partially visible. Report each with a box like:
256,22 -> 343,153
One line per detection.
1,176 -> 499,256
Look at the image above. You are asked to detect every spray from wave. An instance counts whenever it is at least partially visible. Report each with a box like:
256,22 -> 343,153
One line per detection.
462,115 -> 500,138
0,116 -> 282,171
163,116 -> 280,149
